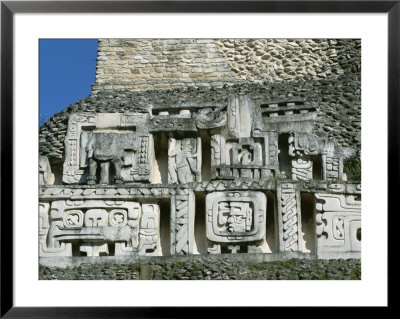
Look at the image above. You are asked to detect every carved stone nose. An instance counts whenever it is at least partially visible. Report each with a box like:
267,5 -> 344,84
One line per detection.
84,209 -> 108,227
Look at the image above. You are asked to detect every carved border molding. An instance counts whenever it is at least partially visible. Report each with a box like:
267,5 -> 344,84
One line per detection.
315,193 -> 361,254
40,181 -> 361,200
170,189 -> 195,255
277,182 -> 303,252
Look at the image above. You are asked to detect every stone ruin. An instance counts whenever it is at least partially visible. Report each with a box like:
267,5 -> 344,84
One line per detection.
39,39 -> 361,263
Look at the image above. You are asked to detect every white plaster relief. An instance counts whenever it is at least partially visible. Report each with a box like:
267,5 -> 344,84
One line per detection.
62,113 -> 152,185
168,137 -> 201,184
292,158 -> 313,181
315,194 -> 361,254
277,183 -> 303,252
39,199 -> 162,257
206,191 -> 266,248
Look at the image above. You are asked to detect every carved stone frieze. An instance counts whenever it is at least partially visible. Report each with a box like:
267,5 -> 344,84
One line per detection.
39,156 -> 55,185
277,182 -> 303,252
291,158 -> 313,181
206,191 -> 266,250
195,106 -> 227,129
323,156 -> 342,181
170,189 -> 195,255
315,194 -> 361,255
168,137 -> 201,184
211,136 -> 277,180
39,199 -> 161,257
150,116 -> 197,132
62,113 -> 152,185
42,89 -> 362,260
288,132 -> 321,157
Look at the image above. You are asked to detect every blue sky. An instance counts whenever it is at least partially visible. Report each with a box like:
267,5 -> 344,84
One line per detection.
39,39 -> 98,122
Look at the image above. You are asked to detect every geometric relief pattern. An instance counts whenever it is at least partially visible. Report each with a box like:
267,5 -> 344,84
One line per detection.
291,158 -> 312,181
62,112 -> 152,185
325,157 -> 341,180
277,183 -> 303,252
170,189 -> 195,255
205,191 -> 266,247
315,194 -> 361,253
39,199 -> 160,257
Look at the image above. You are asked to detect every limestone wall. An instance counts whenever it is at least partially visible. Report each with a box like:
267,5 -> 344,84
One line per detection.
93,39 -> 360,92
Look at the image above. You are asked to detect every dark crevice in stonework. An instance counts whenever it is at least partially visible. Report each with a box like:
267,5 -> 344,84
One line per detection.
194,192 -> 207,255
159,199 -> 171,256
301,193 -> 317,255
278,133 -> 290,176
153,133 -> 169,184
312,155 -> 322,180
266,191 -> 278,253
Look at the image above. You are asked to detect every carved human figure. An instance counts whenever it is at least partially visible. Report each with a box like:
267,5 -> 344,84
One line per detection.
85,133 -> 127,185
239,147 -> 252,165
168,138 -> 199,184
238,146 -> 252,178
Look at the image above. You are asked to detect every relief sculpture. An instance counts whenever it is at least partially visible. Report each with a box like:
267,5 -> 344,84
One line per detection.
206,191 -> 266,253
315,194 -> 361,256
168,137 -> 201,184
85,132 -> 135,185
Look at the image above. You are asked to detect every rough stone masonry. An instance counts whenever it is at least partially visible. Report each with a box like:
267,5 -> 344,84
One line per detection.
39,39 -> 361,279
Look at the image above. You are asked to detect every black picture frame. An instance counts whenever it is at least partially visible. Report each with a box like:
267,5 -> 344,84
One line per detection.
1,1 -> 394,317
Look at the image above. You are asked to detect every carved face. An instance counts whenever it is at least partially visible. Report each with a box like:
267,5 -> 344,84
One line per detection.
221,202 -> 253,233
227,215 -> 246,232
182,139 -> 193,153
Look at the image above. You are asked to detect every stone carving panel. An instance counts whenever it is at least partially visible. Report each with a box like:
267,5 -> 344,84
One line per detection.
195,106 -> 227,129
39,156 -> 54,185
63,113 -> 96,184
324,156 -> 342,181
138,204 -> 160,256
150,117 -> 196,132
168,137 -> 201,184
63,113 -> 152,185
206,191 -> 266,252
288,132 -> 320,157
213,138 -> 272,179
277,183 -> 303,252
315,194 -> 361,254
170,189 -> 195,255
291,158 -> 313,181
39,199 -> 161,257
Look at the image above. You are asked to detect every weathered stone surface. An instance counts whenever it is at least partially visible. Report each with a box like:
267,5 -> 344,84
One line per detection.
206,191 -> 266,253
39,38 -> 362,272
277,182 -> 303,252
39,255 -> 361,280
315,194 -> 361,258
62,113 -> 153,185
39,155 -> 54,185
39,199 -> 161,258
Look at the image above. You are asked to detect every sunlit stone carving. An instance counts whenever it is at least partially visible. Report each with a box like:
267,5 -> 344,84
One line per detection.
206,191 -> 266,249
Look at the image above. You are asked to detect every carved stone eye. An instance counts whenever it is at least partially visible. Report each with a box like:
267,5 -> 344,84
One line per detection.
109,209 -> 127,226
63,210 -> 84,228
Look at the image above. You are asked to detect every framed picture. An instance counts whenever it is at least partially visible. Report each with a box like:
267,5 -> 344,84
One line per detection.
1,0 -> 394,316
